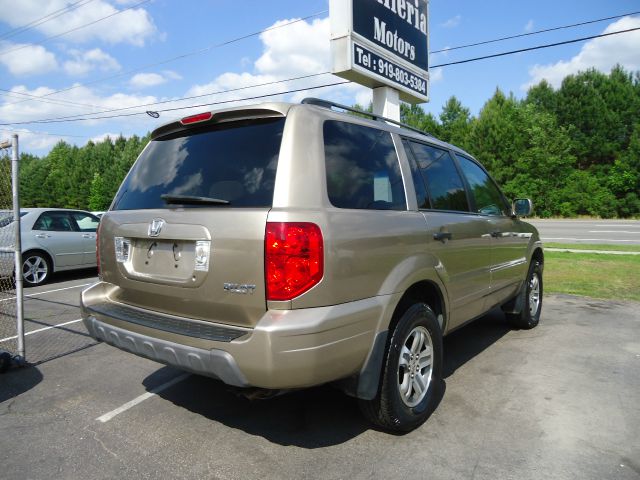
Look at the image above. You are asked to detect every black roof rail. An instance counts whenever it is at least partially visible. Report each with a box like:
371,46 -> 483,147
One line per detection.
301,97 -> 433,138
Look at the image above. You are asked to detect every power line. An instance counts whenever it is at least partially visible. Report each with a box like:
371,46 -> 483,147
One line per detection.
430,10 -> 640,54
0,81 -> 351,126
2,8 -> 628,113
431,26 -> 640,68
2,19 -> 639,127
20,72 -> 332,123
0,0 -> 151,57
0,128 -> 89,139
0,0 -> 97,42
0,10 -> 329,110
0,87 -> 103,110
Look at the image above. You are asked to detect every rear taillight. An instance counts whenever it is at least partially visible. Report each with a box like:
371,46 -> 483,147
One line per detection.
265,222 -> 323,301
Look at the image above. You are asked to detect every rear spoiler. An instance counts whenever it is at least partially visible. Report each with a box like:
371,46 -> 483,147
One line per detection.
151,108 -> 286,140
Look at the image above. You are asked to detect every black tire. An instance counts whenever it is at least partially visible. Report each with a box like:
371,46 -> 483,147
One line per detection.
505,260 -> 543,330
359,303 -> 443,432
21,251 -> 52,287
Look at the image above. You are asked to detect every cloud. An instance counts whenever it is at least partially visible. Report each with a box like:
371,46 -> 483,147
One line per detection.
255,18 -> 331,77
183,17 -> 369,113
0,128 -> 67,152
0,84 -> 157,125
524,16 -> 640,89
441,15 -> 461,28
0,42 -> 57,76
130,73 -> 167,88
430,67 -> 444,84
64,48 -> 120,76
130,70 -> 182,88
0,0 -> 157,46
524,20 -> 534,33
89,132 -> 130,143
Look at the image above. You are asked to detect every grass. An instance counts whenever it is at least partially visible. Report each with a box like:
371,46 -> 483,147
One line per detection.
544,242 -> 640,252
544,250 -> 640,302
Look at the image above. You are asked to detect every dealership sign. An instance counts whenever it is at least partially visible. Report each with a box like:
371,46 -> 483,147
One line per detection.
330,0 -> 429,103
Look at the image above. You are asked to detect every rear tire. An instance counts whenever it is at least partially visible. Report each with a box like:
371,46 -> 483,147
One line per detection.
360,303 -> 442,432
505,260 -> 543,329
22,251 -> 52,287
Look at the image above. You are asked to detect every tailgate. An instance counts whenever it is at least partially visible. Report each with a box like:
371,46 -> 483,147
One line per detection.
99,209 -> 268,328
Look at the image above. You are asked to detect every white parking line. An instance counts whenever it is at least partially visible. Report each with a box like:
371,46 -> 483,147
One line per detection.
96,373 -> 191,423
589,231 -> 640,234
0,282 -> 94,303
543,237 -> 639,243
0,318 -> 83,343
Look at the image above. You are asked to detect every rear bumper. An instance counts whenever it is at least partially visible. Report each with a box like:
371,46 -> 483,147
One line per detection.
83,315 -> 250,387
81,281 -> 397,390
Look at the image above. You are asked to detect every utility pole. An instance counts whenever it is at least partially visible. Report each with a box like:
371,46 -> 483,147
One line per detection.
0,135 -> 24,365
11,134 -> 24,363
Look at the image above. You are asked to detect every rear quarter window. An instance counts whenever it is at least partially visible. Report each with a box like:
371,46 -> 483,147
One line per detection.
113,117 -> 285,210
324,121 -> 406,210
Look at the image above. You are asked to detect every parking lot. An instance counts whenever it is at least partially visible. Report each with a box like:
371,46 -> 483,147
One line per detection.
1,270 -> 639,480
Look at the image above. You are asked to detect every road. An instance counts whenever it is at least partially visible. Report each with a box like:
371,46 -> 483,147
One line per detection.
528,218 -> 640,245
1,272 -> 639,479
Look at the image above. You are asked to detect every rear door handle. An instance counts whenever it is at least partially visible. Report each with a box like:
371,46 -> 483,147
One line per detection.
82,234 -> 95,239
433,232 -> 452,242
35,233 -> 51,239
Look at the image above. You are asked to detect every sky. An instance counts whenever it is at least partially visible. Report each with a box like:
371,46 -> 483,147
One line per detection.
0,0 -> 639,156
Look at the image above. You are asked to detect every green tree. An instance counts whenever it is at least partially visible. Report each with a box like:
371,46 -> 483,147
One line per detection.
400,103 -> 440,136
88,172 -> 109,211
439,96 -> 472,149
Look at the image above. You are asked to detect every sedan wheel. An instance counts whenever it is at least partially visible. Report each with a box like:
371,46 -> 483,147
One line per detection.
22,253 -> 50,286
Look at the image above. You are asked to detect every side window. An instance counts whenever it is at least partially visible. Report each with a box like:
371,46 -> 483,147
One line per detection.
324,121 -> 406,210
71,212 -> 100,232
402,139 -> 431,209
455,155 -> 510,216
409,142 -> 469,212
33,212 -> 75,232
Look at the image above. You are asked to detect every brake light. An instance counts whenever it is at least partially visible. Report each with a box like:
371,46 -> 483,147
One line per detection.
265,222 -> 323,301
180,112 -> 213,125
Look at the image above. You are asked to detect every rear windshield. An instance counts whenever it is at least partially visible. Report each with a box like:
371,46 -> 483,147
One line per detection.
112,117 -> 285,210
0,211 -> 27,228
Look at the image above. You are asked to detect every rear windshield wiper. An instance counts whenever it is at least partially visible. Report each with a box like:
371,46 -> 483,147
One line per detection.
160,194 -> 230,205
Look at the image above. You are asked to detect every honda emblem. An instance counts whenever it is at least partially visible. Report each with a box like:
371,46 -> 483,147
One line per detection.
148,218 -> 165,237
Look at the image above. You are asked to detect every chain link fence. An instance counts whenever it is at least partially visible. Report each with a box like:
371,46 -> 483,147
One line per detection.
0,136 -> 22,369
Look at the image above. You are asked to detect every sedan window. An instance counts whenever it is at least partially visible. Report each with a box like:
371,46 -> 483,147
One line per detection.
71,212 -> 100,232
33,212 -> 76,232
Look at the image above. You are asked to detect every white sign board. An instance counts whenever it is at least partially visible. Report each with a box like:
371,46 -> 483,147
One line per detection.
330,0 -> 429,104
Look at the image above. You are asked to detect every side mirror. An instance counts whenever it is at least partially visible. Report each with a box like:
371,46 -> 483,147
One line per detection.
513,198 -> 533,217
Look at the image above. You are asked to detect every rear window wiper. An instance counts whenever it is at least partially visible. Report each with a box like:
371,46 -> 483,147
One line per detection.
160,194 -> 230,205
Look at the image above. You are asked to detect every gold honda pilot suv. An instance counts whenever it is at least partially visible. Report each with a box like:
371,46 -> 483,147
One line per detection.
81,98 -> 543,432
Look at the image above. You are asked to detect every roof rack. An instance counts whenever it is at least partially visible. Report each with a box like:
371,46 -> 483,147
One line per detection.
301,97 -> 433,138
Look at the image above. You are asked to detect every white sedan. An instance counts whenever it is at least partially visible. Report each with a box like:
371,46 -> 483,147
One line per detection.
0,208 -> 100,286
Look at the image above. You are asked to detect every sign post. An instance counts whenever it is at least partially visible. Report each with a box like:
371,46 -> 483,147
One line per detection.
330,0 -> 429,121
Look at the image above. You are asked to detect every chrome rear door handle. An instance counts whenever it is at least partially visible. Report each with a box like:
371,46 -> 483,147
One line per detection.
35,233 -> 51,239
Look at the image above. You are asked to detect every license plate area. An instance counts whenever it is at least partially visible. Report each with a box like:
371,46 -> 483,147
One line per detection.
125,239 -> 208,285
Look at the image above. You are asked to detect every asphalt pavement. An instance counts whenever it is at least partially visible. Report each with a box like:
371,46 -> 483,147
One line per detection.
0,272 -> 639,480
528,219 -> 640,245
